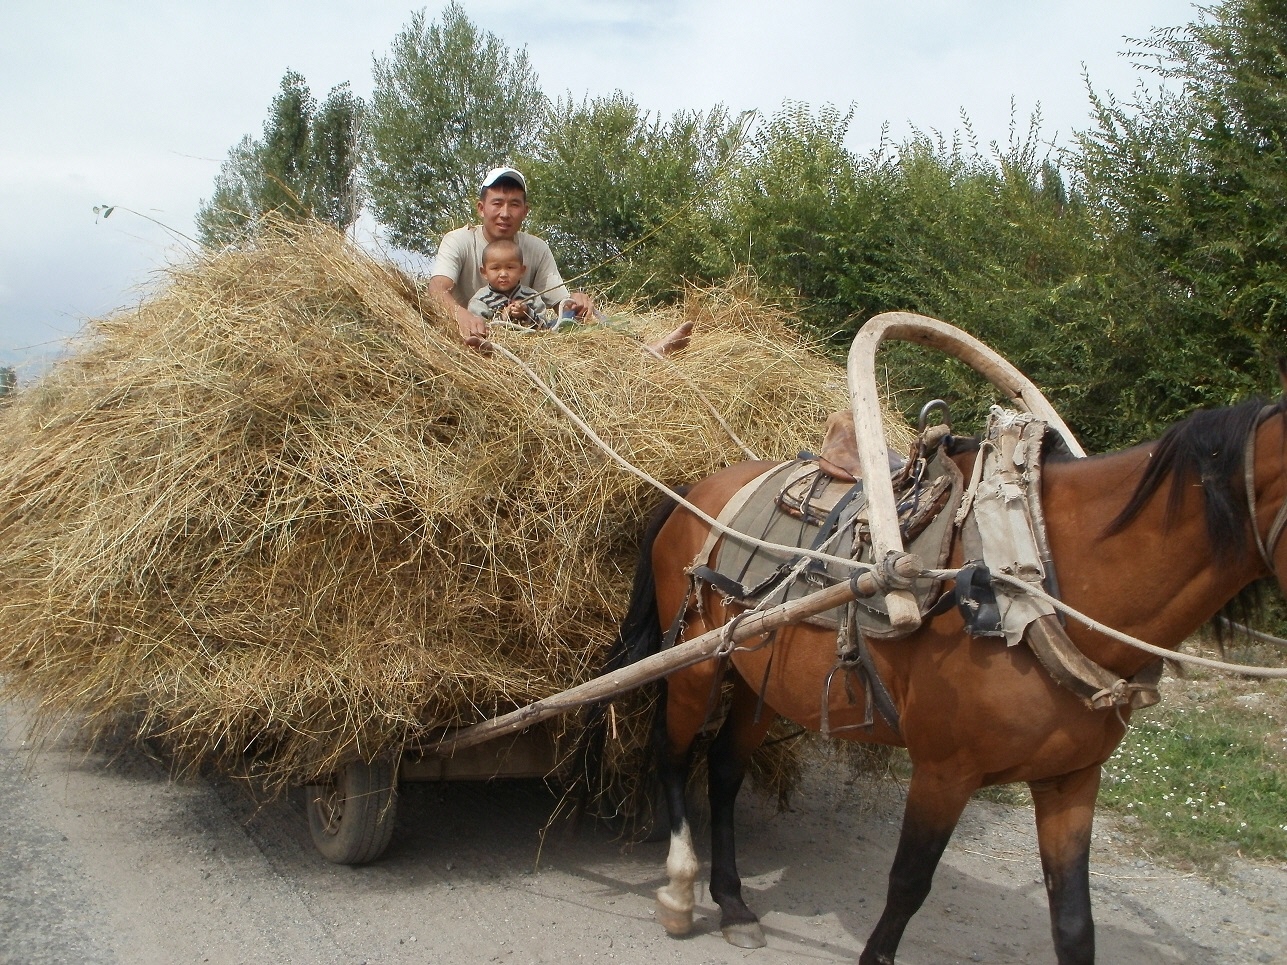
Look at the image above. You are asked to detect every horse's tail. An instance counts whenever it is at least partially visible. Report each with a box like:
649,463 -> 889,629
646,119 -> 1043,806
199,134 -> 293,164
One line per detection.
612,488 -> 687,669
567,490 -> 687,824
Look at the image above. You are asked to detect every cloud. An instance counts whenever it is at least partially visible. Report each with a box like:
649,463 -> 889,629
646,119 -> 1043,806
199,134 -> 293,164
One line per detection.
1,0 -> 1198,357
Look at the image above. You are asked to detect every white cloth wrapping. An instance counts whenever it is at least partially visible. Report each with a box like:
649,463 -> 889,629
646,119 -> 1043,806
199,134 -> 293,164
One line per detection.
969,406 -> 1057,645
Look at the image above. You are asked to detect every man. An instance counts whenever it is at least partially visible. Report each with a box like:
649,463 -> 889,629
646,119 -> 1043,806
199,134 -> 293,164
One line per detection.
430,167 -> 591,345
430,167 -> 691,353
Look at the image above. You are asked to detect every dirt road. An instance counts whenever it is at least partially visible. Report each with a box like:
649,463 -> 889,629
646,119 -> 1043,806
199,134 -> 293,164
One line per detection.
2,701 -> 1283,965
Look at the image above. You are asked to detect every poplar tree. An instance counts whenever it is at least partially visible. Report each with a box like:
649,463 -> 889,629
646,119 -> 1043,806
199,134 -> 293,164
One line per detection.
196,72 -> 364,246
364,3 -> 546,252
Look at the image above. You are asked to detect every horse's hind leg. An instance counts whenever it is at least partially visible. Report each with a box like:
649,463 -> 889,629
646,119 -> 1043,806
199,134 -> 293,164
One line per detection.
1029,766 -> 1100,965
708,673 -> 776,948
653,680 -> 703,937
861,770 -> 974,965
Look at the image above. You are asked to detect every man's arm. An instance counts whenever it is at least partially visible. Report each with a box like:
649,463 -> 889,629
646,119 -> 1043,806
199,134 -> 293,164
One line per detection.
429,274 -> 489,344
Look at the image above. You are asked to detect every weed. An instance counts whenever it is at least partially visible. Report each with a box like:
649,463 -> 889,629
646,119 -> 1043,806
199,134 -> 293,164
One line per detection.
1099,677 -> 1287,867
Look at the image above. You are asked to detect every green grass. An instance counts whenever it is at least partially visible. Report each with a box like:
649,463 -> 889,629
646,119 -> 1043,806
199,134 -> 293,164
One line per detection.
1099,701 -> 1287,866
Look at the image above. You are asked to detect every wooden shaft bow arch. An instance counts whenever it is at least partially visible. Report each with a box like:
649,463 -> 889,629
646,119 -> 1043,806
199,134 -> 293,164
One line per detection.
846,312 -> 1085,632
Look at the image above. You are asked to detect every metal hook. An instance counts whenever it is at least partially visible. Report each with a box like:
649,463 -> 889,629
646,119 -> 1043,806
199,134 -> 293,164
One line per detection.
918,398 -> 951,433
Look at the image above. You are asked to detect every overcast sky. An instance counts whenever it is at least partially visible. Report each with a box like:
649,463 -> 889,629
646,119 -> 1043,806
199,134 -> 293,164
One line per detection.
1,0 -> 1198,373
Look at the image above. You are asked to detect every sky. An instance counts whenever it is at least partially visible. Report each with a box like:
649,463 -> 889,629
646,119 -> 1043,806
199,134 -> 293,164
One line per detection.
1,0 -> 1199,375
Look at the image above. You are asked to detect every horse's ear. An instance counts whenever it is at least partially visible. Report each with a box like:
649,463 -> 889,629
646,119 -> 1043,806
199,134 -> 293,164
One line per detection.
1279,356 -> 1287,395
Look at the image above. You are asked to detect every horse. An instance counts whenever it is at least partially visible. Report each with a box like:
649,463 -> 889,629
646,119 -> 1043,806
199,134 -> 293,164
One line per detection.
612,376 -> 1287,965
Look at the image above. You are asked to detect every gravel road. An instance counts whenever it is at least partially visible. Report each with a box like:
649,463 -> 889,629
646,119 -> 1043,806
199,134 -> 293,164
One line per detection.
2,701 -> 1283,964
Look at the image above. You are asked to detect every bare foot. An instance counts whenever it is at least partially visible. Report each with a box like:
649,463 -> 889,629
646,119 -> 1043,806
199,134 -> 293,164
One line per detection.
644,320 -> 693,358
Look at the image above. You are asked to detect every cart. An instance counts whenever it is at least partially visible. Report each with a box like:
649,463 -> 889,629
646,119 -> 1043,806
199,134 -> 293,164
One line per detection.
302,312 -> 1079,865
304,722 -> 564,864
301,574 -> 869,864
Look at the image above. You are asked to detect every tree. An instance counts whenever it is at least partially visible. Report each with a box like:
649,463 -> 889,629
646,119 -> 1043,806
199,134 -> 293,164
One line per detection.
364,3 -> 546,252
1073,0 -> 1287,430
310,83 -> 365,229
196,72 -> 364,246
0,365 -> 15,398
726,102 -> 865,321
195,135 -> 267,245
521,94 -> 746,302
258,70 -> 316,220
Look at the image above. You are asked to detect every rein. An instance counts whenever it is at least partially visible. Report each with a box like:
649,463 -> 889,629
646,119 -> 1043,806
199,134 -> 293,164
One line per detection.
490,339 -> 1287,682
1243,403 -> 1287,575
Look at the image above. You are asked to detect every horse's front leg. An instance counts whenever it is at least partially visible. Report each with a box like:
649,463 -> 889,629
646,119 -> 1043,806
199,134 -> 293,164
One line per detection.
860,769 -> 975,965
1029,765 -> 1101,965
707,673 -> 776,948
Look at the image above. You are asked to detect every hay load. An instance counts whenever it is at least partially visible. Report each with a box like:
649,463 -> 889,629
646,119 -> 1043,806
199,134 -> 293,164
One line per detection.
0,224 -> 870,788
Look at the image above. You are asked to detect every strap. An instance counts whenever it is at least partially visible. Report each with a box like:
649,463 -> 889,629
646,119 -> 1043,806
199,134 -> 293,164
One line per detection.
690,462 -> 796,572
660,577 -> 696,650
821,609 -> 902,737
808,479 -> 865,554
1243,403 -> 1287,574
1025,615 -> 1161,711
689,562 -> 793,601
857,621 -> 901,732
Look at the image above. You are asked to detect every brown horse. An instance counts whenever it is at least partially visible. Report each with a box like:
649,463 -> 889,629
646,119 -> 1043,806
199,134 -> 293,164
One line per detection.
612,386 -> 1287,964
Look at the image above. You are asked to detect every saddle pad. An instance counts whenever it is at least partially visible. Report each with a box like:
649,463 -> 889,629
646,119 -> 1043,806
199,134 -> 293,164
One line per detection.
701,451 -> 962,637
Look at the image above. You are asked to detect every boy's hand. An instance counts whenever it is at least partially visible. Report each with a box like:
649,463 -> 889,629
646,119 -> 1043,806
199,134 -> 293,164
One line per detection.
506,299 -> 531,321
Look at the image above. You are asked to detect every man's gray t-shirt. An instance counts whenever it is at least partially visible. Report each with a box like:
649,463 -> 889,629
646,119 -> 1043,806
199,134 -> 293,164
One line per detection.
433,226 -> 570,310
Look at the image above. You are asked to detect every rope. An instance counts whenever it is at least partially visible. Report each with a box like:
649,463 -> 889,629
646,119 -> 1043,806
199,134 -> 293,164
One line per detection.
638,336 -> 759,460
492,317 -> 758,459
984,571 -> 1287,680
489,338 -> 1287,682
486,339 -> 870,573
1215,616 -> 1287,649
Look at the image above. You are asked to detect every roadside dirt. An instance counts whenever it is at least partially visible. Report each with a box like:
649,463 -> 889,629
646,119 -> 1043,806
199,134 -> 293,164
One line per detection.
3,701 -> 1283,965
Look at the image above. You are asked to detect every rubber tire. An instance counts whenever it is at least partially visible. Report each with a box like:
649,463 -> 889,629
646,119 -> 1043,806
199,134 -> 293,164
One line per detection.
304,757 -> 398,865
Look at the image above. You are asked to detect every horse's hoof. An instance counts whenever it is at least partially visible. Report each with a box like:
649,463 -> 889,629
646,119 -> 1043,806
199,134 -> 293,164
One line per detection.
721,921 -> 766,948
655,897 -> 694,936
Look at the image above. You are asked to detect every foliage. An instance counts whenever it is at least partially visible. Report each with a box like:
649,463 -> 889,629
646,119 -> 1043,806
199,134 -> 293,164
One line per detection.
1072,0 -> 1287,434
364,2 -> 546,252
726,102 -> 866,322
196,72 -> 364,246
1100,690 -> 1287,866
521,93 -> 747,303
724,104 -> 1132,444
0,366 -> 16,397
307,83 -> 366,229
195,135 -> 266,246
259,69 -> 314,219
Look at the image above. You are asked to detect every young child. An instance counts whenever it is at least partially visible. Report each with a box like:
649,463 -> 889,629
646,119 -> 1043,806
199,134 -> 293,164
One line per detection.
465,235 -> 693,350
467,239 -> 557,328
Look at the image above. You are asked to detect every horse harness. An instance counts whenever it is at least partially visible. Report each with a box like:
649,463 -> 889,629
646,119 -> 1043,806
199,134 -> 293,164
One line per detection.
676,408 -> 1164,738
1244,402 -> 1287,575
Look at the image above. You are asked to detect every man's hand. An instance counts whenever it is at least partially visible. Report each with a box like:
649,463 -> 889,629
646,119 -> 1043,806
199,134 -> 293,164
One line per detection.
429,274 -> 489,347
456,304 -> 489,343
564,292 -> 595,319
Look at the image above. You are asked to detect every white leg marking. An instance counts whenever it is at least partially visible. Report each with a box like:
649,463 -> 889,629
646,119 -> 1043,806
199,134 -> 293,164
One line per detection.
655,820 -> 699,936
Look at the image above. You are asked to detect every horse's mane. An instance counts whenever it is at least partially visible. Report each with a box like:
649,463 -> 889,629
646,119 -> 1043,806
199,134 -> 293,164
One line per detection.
1104,397 -> 1280,564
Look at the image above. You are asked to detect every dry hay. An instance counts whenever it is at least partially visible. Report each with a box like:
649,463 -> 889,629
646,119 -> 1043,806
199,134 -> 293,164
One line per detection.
0,222 -> 903,793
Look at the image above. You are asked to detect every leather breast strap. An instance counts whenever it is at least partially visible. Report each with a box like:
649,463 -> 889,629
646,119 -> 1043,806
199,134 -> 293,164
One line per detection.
1243,403 -> 1287,575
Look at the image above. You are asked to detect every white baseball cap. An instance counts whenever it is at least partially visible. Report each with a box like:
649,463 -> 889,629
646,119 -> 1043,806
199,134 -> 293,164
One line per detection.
479,167 -> 527,194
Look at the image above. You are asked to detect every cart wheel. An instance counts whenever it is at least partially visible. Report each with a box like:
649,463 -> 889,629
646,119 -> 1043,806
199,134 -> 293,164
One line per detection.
304,757 -> 398,864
